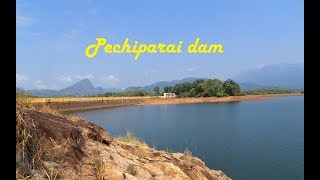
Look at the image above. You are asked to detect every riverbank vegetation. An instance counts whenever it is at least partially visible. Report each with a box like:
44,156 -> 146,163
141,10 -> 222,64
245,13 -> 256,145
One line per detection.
19,79 -> 300,99
94,90 -> 151,97
95,79 -> 242,98
164,79 -> 242,98
243,88 -> 295,95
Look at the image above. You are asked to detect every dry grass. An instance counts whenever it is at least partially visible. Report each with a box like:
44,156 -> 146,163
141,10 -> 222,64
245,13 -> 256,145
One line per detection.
67,115 -> 83,124
135,145 -> 149,159
93,156 -> 107,180
37,104 -> 62,117
30,96 -> 153,103
16,171 -> 36,180
126,164 -> 137,176
16,93 -> 35,110
43,164 -> 63,180
117,130 -> 149,159
16,93 -> 65,179
116,130 -> 146,146
16,105 -> 45,177
43,138 -> 68,162
16,92 -> 62,115
183,147 -> 193,156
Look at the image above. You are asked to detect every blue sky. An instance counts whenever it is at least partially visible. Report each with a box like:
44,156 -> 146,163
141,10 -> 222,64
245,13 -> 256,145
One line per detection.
16,0 -> 303,90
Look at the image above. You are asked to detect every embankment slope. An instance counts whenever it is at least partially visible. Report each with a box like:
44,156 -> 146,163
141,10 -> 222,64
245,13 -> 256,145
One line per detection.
32,93 -> 303,112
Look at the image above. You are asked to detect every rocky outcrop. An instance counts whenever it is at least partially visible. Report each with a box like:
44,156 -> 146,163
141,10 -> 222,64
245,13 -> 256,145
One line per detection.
16,107 -> 231,180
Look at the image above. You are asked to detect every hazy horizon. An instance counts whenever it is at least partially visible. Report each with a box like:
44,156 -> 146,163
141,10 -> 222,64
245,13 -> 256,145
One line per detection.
16,62 -> 303,91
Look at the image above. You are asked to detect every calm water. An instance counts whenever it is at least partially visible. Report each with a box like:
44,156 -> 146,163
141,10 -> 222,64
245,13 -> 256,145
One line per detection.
66,96 -> 304,180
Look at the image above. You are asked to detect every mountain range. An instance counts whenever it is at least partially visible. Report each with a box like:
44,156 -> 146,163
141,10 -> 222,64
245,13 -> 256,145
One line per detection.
124,77 -> 206,92
17,63 -> 303,97
19,79 -> 122,97
124,78 -> 283,92
234,63 -> 303,89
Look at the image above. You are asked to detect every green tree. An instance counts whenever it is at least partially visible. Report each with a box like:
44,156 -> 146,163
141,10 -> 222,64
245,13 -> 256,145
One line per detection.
188,88 -> 197,97
207,79 -> 224,96
154,86 -> 160,95
195,82 -> 206,96
223,79 -> 241,96
173,82 -> 192,95
163,86 -> 173,93
199,89 -> 211,97
192,80 -> 205,89
216,92 -> 224,97
137,90 -> 148,96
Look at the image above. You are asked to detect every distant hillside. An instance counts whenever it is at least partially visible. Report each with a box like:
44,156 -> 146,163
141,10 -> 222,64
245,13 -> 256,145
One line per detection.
234,63 -> 304,89
125,77 -> 207,92
124,77 -> 278,92
96,87 -> 122,93
59,79 -> 97,96
238,83 -> 280,90
28,89 -> 61,97
25,79 -> 122,97
21,67 -> 303,97
16,87 -> 25,92
124,86 -> 144,92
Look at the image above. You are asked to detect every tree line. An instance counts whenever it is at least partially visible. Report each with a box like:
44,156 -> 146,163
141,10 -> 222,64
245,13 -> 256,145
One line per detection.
18,81 -> 298,98
242,88 -> 294,95
94,90 -> 150,97
95,79 -> 242,98
161,79 -> 242,97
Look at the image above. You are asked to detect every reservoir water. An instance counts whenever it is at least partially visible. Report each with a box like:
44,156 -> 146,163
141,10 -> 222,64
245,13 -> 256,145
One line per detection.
66,96 -> 304,180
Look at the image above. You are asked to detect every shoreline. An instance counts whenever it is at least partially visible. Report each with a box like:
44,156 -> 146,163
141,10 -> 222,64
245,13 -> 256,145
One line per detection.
135,93 -> 303,106
61,93 -> 303,113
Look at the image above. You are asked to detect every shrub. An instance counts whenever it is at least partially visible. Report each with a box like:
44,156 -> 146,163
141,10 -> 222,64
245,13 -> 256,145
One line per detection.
216,92 -> 224,98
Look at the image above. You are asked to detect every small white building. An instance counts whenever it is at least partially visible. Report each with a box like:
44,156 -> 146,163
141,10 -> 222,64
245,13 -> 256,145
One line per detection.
163,93 -> 176,98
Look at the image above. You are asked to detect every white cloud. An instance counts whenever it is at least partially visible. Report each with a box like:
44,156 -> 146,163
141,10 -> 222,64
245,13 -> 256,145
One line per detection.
186,68 -> 194,72
16,74 -> 28,83
63,24 -> 87,39
256,64 -> 265,69
58,74 -> 94,83
16,3 -> 35,27
64,10 -> 74,16
76,74 -> 95,80
144,69 -> 157,76
16,15 -> 34,26
30,32 -> 41,36
88,8 -> 97,15
35,80 -> 48,89
58,75 -> 73,83
185,66 -> 200,72
102,74 -> 120,85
